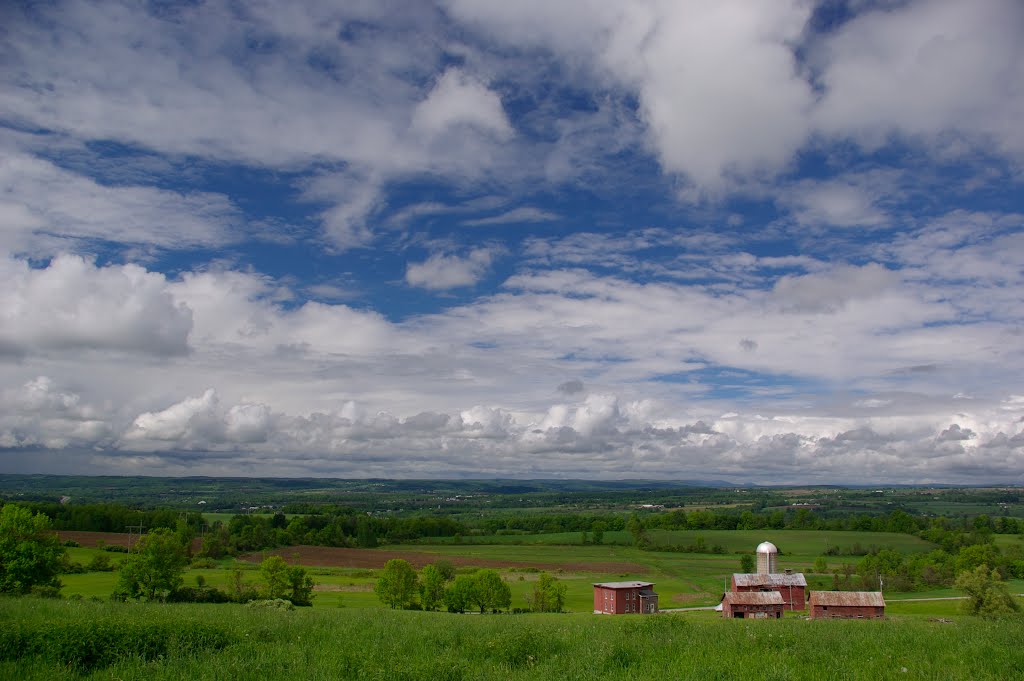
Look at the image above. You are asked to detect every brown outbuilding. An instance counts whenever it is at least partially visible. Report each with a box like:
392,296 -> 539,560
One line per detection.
808,591 -> 885,619
721,590 -> 784,619
731,572 -> 807,611
593,581 -> 659,614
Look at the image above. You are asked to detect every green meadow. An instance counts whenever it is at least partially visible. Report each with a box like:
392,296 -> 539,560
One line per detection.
431,529 -> 935,556
4,597 -> 1023,680
59,527 -> 1007,613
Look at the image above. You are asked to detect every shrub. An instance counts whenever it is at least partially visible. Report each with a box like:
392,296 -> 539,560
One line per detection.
62,540 -> 80,548
166,585 -> 232,604
62,559 -> 87,574
246,598 -> 295,610
87,553 -> 115,572
30,585 -> 62,598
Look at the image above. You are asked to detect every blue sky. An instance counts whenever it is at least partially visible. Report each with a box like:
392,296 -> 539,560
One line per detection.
1,0 -> 1023,483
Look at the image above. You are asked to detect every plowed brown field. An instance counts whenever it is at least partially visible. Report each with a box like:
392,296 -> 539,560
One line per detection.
56,531 -> 202,552
55,531 -> 645,573
57,531 -> 137,548
239,545 -> 645,573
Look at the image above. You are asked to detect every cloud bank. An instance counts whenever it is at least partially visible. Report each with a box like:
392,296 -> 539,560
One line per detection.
1,1 -> 1023,482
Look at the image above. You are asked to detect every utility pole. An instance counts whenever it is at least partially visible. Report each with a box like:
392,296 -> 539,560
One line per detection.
126,525 -> 145,554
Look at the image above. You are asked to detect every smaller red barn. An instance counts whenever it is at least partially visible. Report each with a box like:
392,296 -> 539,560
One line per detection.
721,591 -> 784,619
731,572 -> 807,611
808,591 -> 885,619
593,581 -> 658,614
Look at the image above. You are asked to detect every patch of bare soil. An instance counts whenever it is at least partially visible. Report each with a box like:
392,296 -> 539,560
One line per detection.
239,545 -> 646,573
57,531 -> 136,548
56,530 -> 202,552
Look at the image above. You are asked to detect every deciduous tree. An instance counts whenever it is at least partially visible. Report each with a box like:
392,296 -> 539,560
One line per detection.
419,564 -> 445,611
433,559 -> 456,581
626,513 -> 646,547
591,521 -> 607,545
527,571 -> 566,613
443,574 -> 476,613
261,555 -> 290,599
374,558 -> 418,609
0,504 -> 65,594
471,569 -> 511,613
287,565 -> 315,606
956,565 -> 1020,618
115,528 -> 188,601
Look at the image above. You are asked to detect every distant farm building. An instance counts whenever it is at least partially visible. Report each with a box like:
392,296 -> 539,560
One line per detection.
809,591 -> 885,619
756,541 -> 778,574
721,591 -> 784,619
732,572 -> 807,611
593,581 -> 659,614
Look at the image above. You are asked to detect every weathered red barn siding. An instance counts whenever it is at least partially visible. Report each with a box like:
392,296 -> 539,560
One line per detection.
731,573 -> 807,611
722,591 -> 784,619
808,591 -> 885,619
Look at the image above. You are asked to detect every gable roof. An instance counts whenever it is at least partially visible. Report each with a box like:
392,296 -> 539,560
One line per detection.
724,591 -> 784,606
732,573 -> 807,587
809,591 -> 885,607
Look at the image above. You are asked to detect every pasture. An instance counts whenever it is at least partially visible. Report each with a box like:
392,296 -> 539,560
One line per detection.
4,597 -> 1023,680
427,529 -> 936,557
56,528 -> 956,610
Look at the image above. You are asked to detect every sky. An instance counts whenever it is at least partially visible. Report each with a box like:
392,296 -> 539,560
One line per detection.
1,0 -> 1023,485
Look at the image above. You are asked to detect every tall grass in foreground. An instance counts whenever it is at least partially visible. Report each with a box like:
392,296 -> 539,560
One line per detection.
2,597 -> 1022,680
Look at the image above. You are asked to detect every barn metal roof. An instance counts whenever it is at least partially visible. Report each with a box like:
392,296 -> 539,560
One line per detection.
732,573 -> 807,587
724,591 -> 784,605
809,591 -> 885,607
593,581 -> 655,589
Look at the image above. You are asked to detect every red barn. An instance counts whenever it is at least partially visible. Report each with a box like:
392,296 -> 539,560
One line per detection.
809,591 -> 885,619
593,581 -> 659,614
731,572 -> 807,611
721,591 -> 784,619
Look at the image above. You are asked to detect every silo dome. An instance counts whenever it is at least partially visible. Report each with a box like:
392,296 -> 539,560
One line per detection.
756,541 -> 778,574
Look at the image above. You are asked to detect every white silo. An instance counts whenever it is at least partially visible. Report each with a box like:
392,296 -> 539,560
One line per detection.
756,541 -> 778,574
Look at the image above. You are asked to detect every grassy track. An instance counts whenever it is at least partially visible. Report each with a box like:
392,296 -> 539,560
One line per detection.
4,597 -> 1023,680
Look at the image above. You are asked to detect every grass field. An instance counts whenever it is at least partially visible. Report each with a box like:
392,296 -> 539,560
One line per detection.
422,529 -> 936,555
63,552 -> 1024,613
56,528 -> 1024,615
4,597 -> 1023,680
993,534 -> 1024,548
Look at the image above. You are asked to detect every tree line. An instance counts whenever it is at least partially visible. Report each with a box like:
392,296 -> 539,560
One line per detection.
15,501 -> 205,534
372,558 -> 566,614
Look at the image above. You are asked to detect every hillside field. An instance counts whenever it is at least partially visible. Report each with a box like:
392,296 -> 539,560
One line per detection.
4,597 -> 1023,680
57,529 -> 1024,612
